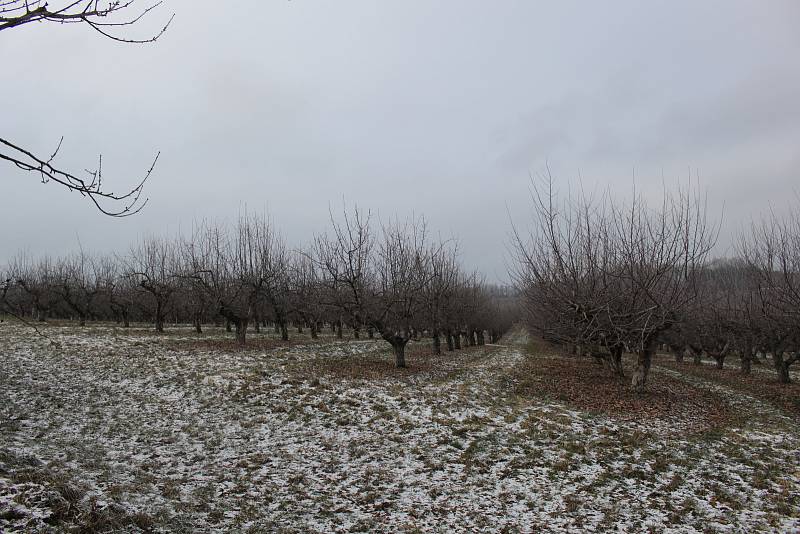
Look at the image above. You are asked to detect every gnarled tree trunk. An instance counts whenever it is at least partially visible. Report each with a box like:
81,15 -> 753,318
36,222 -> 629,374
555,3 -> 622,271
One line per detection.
235,318 -> 248,346
631,345 -> 654,393
607,345 -> 625,378
393,342 -> 407,368
280,321 -> 289,341
155,301 -> 165,333
772,351 -> 792,384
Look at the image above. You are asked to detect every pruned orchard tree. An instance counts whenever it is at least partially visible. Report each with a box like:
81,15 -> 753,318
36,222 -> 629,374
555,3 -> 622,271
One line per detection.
371,217 -> 434,366
424,239 -> 460,355
182,222 -> 252,345
289,248 -> 325,339
7,253 -> 56,321
740,204 -> 800,383
512,176 -> 716,392
125,236 -> 178,332
313,208 -> 437,367
52,252 -> 94,326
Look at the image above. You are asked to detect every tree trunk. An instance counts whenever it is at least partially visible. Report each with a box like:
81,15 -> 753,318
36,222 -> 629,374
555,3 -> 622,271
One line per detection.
235,318 -> 248,346
432,330 -> 441,355
194,313 -> 202,334
353,326 -> 360,339
631,346 -> 654,393
280,322 -> 289,341
225,318 -> 232,332
122,311 -> 130,328
393,342 -> 407,368
772,352 -> 791,383
740,341 -> 753,374
608,345 -> 625,378
477,330 -> 485,345
155,301 -> 165,333
367,326 -> 374,339
446,332 -> 454,352
740,352 -> 752,374
454,331 -> 462,350
336,321 -> 343,339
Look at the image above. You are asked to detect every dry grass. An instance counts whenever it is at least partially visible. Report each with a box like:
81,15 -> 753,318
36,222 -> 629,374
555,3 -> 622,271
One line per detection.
513,348 -> 736,434
659,358 -> 800,417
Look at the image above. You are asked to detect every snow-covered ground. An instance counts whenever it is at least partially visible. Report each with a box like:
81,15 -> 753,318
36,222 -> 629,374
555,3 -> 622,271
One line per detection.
1,323 -> 798,533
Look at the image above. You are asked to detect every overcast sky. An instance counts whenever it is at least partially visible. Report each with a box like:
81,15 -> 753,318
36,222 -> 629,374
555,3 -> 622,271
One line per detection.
2,1 -> 799,281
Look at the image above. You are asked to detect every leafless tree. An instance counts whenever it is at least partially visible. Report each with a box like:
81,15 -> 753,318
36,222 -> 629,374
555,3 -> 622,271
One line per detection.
423,239 -> 460,355
740,205 -> 800,383
313,208 -> 435,367
181,222 -> 251,344
125,235 -> 178,332
51,251 -> 99,326
289,248 -> 325,339
8,253 -> 56,321
236,215 -> 291,342
512,176 -> 715,392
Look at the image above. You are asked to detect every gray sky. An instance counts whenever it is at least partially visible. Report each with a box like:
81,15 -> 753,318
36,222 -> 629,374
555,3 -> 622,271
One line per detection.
2,1 -> 799,281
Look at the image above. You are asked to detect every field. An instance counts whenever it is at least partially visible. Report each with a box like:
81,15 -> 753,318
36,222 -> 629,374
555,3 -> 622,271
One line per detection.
1,321 -> 799,533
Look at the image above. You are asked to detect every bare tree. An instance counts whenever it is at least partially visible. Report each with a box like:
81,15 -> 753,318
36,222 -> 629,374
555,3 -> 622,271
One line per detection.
740,206 -> 800,383
8,253 -> 56,321
313,208 -> 435,367
237,215 -> 291,342
371,217 -> 433,366
424,239 -> 460,355
289,248 -> 325,339
182,222 -> 251,345
512,176 -> 715,392
126,236 -> 178,332
52,251 -> 100,326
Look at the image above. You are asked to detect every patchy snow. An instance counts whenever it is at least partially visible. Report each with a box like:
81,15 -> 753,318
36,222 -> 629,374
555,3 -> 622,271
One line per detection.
1,322 -> 798,533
